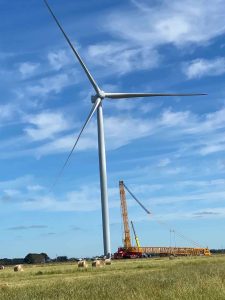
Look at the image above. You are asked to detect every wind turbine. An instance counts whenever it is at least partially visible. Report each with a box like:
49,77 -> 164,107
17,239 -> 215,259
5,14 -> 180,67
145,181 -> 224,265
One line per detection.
43,0 -> 206,258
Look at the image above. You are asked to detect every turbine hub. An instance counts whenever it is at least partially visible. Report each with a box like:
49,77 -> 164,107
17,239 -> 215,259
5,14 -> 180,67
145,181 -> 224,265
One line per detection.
91,90 -> 105,103
99,90 -> 105,99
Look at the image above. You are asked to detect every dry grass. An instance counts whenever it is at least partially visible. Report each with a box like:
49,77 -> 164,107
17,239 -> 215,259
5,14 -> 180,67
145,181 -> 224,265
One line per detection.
0,255 -> 225,300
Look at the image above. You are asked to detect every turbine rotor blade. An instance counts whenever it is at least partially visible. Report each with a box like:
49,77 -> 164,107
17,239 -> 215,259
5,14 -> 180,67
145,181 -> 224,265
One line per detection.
51,97 -> 101,189
105,92 -> 207,99
43,0 -> 101,95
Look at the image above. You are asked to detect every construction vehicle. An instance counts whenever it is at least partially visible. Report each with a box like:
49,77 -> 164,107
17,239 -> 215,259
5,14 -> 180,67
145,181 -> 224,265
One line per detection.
114,181 -> 211,258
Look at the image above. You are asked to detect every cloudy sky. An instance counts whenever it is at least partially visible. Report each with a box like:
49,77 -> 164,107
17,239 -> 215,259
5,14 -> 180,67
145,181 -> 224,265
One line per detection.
0,0 -> 225,258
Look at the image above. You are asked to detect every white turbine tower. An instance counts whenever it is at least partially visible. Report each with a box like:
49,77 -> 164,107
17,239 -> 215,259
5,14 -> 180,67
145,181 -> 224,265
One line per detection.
44,0 -> 206,258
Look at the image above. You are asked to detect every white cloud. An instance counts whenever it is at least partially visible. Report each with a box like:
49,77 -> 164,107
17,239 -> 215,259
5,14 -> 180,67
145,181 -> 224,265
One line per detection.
18,62 -> 40,79
106,100 -> 137,112
139,102 -> 159,114
35,131 -> 98,157
184,57 -> 225,79
22,111 -> 155,157
85,1 -> 225,74
9,179 -> 225,219
158,158 -> 171,167
160,109 -> 192,127
165,167 -> 184,175
28,106 -> 225,158
3,189 -> 20,197
217,159 -> 225,171
0,104 -> 16,122
104,115 -> 154,149
176,179 -> 225,189
33,107 -> 219,157
26,73 -> 74,97
185,108 -> 225,134
105,0 -> 225,47
16,69 -> 79,102
31,115 -> 154,156
24,111 -> 72,141
87,43 -> 160,75
106,99 -> 159,115
199,143 -> 225,156
147,190 -> 225,207
1,103 -> 225,159
20,184 -> 118,212
26,185 -> 45,192
47,50 -> 72,71
203,108 -> 225,130
1,176 -> 225,218
183,136 -> 225,157
0,176 -> 34,201
0,176 -> 32,189
152,207 -> 225,221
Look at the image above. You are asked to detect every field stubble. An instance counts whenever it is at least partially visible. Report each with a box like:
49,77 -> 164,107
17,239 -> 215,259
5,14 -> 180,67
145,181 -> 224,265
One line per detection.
0,255 -> 225,300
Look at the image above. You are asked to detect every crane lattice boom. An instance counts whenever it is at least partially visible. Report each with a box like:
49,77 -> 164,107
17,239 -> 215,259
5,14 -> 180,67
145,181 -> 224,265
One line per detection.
119,181 -> 132,249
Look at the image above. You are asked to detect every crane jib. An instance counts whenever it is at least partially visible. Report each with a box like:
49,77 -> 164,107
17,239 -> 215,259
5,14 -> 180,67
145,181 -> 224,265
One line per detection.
123,183 -> 151,215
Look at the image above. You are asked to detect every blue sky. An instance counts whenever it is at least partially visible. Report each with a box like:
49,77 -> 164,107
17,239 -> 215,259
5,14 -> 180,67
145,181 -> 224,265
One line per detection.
1,0 -> 225,258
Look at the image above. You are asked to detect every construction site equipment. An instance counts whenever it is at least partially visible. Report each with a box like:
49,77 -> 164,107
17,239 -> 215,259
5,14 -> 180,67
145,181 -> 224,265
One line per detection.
131,221 -> 141,248
114,181 -> 211,258
119,180 -> 132,249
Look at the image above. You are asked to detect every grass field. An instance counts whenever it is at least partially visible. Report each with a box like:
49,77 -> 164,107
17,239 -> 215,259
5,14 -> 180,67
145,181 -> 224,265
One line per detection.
0,255 -> 225,300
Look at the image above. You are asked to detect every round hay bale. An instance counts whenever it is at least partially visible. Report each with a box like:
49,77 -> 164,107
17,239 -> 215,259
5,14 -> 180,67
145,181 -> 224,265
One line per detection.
92,260 -> 102,268
14,265 -> 23,272
0,265 -> 5,270
104,258 -> 112,265
77,260 -> 88,268
0,283 -> 9,289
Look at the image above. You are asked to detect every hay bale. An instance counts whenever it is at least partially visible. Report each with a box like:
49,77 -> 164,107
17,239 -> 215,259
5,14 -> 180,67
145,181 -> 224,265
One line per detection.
14,265 -> 23,272
104,259 -> 112,265
0,265 -> 4,270
77,260 -> 88,268
92,260 -> 103,267
0,283 -> 9,289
